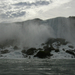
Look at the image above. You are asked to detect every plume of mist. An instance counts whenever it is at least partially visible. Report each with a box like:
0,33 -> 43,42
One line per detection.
0,22 -> 55,47
0,17 -> 75,48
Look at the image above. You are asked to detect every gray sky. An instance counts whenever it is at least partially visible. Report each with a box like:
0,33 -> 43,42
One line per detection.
0,0 -> 75,23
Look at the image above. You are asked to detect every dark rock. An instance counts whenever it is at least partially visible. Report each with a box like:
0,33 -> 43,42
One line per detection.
55,49 -> 59,52
37,48 -> 43,50
43,44 -> 55,50
68,46 -> 74,48
50,45 -> 55,50
22,54 -> 28,58
44,47 -> 52,52
63,49 -> 65,51
41,43 -> 45,46
46,38 -> 68,46
21,49 -> 26,54
66,50 -> 75,56
34,51 -> 53,58
14,46 -> 18,50
1,50 -> 9,54
43,46 -> 48,49
26,48 -> 37,55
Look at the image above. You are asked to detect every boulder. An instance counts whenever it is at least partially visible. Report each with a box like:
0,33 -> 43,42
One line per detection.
44,47 -> 52,52
34,51 -> 53,58
68,46 -> 74,48
14,46 -> 19,50
55,49 -> 59,52
21,49 -> 26,54
41,43 -> 45,46
66,50 -> 75,56
26,48 -> 37,55
1,50 -> 9,54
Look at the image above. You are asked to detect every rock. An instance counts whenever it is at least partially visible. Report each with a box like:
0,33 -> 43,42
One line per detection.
43,44 -> 55,50
46,38 -> 68,46
41,43 -> 45,46
43,46 -> 48,49
21,49 -> 26,54
34,51 -> 53,58
50,45 -> 55,50
1,50 -> 9,54
55,49 -> 59,52
66,50 -> 75,56
14,46 -> 19,50
44,48 -> 52,53
68,46 -> 74,48
37,48 -> 43,50
21,48 -> 37,55
22,53 -> 28,58
26,48 -> 37,55
63,49 -> 65,51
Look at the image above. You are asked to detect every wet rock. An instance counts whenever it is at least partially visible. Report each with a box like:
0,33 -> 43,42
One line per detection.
26,48 -> 37,55
46,38 -> 68,46
55,49 -> 59,52
21,49 -> 26,54
63,49 -> 65,51
44,47 -> 52,53
68,46 -> 74,48
41,43 -> 45,46
43,46 -> 48,49
13,46 -> 19,50
50,45 -> 55,50
37,48 -> 43,50
43,44 -> 55,50
22,54 -> 28,58
34,51 -> 53,58
1,50 -> 9,54
66,50 -> 75,56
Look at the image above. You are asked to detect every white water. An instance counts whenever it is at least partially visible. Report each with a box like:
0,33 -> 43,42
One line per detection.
45,17 -> 75,43
0,17 -> 75,58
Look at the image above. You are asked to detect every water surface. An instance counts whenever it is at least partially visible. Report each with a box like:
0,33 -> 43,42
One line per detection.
0,59 -> 75,75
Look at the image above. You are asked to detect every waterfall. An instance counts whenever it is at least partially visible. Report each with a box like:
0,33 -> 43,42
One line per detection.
0,17 -> 75,47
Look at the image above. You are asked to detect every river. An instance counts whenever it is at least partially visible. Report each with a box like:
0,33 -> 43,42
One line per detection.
0,59 -> 75,75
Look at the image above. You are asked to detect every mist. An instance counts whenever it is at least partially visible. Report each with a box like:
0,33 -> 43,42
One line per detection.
0,17 -> 75,48
0,21 -> 55,48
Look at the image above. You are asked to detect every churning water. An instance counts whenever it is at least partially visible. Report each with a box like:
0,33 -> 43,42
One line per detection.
0,59 -> 75,75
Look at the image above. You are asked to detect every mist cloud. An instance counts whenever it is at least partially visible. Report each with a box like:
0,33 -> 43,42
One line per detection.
0,21 -> 55,47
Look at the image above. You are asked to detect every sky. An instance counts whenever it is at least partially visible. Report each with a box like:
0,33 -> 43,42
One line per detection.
0,0 -> 75,23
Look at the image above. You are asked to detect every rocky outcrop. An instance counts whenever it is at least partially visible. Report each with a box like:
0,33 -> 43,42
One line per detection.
1,50 -> 9,54
55,49 -> 59,52
66,50 -> 75,56
34,51 -> 53,58
14,46 -> 19,50
22,48 -> 37,55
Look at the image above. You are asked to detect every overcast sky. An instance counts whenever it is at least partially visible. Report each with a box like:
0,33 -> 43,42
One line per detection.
0,0 -> 75,23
